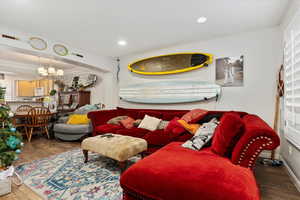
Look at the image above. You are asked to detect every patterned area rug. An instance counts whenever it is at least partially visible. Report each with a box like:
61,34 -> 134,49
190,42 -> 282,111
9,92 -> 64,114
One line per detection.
16,149 -> 140,200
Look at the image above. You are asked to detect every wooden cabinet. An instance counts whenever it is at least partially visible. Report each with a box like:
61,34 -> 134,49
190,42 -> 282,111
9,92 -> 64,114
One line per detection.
17,79 -> 53,97
58,91 -> 91,112
17,80 -> 35,97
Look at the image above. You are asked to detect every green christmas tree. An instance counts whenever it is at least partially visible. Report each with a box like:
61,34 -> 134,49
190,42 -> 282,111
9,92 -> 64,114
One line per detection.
0,90 -> 23,169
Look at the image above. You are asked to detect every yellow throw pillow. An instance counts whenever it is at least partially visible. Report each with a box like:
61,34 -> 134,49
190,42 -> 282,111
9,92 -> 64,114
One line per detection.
177,120 -> 200,135
67,114 -> 90,125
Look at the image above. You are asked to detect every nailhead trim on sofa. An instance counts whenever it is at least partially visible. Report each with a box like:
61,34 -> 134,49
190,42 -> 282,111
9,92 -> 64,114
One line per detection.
237,136 -> 273,169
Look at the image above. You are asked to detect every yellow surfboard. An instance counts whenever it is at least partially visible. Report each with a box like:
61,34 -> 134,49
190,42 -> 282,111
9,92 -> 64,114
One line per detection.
128,52 -> 213,75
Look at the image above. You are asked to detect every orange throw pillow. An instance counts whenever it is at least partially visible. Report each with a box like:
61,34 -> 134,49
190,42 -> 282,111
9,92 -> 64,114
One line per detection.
120,117 -> 135,129
177,120 -> 200,135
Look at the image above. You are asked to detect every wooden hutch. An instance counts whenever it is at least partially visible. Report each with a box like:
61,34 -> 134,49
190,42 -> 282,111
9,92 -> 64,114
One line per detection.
57,91 -> 90,113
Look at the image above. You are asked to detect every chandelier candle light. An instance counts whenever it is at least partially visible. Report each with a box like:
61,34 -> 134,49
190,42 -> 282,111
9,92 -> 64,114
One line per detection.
38,66 -> 64,77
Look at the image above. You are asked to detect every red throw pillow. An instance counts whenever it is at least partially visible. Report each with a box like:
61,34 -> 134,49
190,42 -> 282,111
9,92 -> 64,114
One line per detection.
181,109 -> 208,123
120,117 -> 135,129
165,117 -> 186,137
212,113 -> 245,157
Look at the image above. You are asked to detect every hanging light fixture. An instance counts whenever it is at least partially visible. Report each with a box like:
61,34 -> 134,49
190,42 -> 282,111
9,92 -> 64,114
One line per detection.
56,69 -> 64,76
37,57 -> 64,77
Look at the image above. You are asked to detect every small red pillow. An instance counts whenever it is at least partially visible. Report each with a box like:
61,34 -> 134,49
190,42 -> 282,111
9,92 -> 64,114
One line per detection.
120,117 -> 135,129
212,113 -> 245,157
181,109 -> 208,123
165,117 -> 186,137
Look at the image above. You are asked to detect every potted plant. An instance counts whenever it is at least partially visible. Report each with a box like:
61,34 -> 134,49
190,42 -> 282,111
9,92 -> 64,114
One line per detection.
0,87 -> 6,104
0,104 -> 23,196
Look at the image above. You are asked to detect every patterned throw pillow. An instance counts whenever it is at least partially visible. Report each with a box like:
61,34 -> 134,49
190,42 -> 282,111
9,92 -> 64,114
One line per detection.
182,118 -> 219,151
181,109 -> 208,123
133,119 -> 142,127
120,117 -> 135,129
107,116 -> 128,125
157,120 -> 169,130
138,115 -> 162,131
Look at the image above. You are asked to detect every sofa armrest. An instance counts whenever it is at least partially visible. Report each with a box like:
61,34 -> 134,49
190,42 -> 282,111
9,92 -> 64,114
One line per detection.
231,115 -> 280,169
87,109 -> 122,136
57,116 -> 69,123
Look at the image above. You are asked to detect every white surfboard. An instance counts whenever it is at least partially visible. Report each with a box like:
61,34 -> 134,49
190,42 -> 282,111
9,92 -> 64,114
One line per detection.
119,81 -> 221,104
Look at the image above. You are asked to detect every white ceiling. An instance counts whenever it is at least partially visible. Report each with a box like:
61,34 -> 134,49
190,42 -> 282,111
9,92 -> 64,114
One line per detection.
0,0 -> 291,57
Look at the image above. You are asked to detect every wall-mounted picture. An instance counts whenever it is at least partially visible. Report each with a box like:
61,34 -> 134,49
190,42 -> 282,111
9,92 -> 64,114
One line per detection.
216,55 -> 244,87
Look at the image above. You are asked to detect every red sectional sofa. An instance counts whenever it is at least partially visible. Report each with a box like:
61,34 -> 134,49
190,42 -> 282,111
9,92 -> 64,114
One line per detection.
88,107 -> 280,200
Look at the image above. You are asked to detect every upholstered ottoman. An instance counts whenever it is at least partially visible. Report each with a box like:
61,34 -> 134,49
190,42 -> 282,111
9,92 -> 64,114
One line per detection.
81,134 -> 147,169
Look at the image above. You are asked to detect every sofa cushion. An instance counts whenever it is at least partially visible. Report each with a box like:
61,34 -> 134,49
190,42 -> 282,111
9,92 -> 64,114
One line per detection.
181,109 -> 208,123
107,116 -> 128,125
174,133 -> 193,142
133,119 -> 142,127
120,142 -> 260,200
138,115 -> 162,131
67,114 -> 90,125
120,117 -> 135,129
116,127 -> 149,138
212,113 -> 245,157
162,111 -> 187,121
165,117 -> 186,137
54,123 -> 92,134
157,120 -> 169,130
143,130 -> 172,146
137,111 -> 162,119
95,124 -> 123,134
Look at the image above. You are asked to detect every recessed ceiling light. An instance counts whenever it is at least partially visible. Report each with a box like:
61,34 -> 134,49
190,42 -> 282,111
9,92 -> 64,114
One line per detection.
118,40 -> 127,46
197,17 -> 207,24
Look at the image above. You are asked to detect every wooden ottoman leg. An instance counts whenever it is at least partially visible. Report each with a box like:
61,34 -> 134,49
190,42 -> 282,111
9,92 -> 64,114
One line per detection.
83,150 -> 88,163
119,161 -> 127,172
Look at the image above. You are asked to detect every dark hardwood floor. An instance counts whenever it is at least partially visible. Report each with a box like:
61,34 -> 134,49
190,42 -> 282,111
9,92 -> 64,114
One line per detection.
2,136 -> 300,200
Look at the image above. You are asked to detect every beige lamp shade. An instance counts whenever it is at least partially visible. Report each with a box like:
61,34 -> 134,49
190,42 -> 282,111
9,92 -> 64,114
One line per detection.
48,67 -> 56,74
56,69 -> 64,76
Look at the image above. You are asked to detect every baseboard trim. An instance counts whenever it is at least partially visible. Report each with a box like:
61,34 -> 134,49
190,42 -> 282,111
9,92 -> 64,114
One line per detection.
281,157 -> 300,192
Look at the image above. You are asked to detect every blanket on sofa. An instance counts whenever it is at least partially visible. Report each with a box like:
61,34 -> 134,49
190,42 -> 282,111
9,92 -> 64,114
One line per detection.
182,118 -> 219,150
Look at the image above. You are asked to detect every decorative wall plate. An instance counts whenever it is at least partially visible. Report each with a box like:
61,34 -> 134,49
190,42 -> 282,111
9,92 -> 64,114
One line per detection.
53,44 -> 68,56
128,52 -> 213,75
28,37 -> 47,50
119,81 -> 221,104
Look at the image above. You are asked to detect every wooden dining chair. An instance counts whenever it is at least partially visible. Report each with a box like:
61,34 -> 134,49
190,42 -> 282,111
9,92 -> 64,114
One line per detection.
25,107 -> 52,142
13,105 -> 33,128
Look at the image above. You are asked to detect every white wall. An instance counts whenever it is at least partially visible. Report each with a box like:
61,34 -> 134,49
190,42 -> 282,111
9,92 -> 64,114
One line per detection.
63,69 -> 110,105
118,27 -> 282,125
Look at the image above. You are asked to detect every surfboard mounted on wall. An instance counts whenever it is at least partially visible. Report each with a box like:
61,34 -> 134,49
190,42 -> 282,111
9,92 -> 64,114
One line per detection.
128,52 -> 213,75
119,81 -> 221,104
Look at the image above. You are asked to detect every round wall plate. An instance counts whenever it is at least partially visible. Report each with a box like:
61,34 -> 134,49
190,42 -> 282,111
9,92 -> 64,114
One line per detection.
29,37 -> 47,50
53,44 -> 69,56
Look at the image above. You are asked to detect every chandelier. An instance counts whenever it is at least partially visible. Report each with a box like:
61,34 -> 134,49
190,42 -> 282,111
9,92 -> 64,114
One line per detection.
37,57 -> 64,77
37,67 -> 64,77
